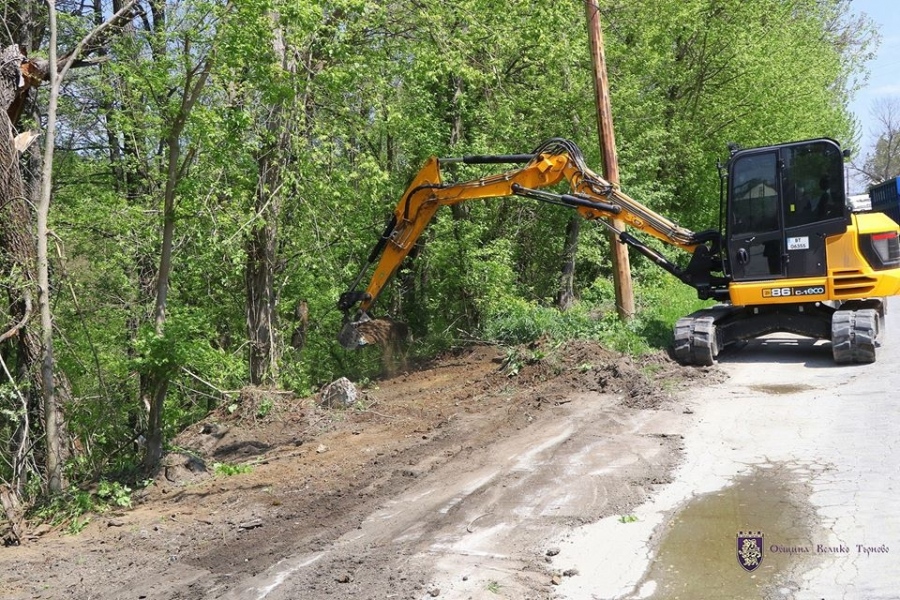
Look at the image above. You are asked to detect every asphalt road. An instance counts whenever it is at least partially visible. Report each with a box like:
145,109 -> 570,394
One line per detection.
556,299 -> 900,600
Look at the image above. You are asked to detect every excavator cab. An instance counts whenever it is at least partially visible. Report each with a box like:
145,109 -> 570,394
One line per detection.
673,137 -> 900,366
725,138 -> 848,282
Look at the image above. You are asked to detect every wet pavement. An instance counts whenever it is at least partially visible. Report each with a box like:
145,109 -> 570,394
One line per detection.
556,299 -> 900,599
637,466 -> 820,599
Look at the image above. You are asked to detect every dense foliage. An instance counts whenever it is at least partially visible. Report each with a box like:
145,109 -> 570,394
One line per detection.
0,0 -> 875,496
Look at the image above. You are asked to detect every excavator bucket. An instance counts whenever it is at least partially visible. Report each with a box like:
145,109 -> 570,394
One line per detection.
338,313 -> 371,350
339,314 -> 410,351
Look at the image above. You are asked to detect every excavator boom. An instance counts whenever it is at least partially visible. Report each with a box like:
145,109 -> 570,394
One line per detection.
338,138 -> 724,348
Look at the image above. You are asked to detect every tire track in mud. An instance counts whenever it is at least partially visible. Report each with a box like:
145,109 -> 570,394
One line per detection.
217,395 -> 690,600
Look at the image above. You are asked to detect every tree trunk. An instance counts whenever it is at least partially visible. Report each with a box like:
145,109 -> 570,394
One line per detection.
289,301 -> 308,352
38,1 -> 65,493
0,109 -> 42,500
246,151 -> 280,384
140,0 -> 221,467
142,131 -> 180,470
141,373 -> 169,469
557,215 -> 581,311
448,74 -> 469,222
246,13 -> 290,385
0,485 -> 24,545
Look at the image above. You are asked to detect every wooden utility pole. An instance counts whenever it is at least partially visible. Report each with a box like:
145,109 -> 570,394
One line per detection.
585,0 -> 635,319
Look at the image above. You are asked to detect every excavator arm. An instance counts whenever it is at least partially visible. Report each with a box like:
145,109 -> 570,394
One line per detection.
338,138 -> 725,348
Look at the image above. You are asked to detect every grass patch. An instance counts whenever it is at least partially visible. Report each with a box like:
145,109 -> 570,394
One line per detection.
480,275 -> 712,355
213,462 -> 253,476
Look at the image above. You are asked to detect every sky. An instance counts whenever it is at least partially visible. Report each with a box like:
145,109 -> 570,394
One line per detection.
849,0 -> 900,162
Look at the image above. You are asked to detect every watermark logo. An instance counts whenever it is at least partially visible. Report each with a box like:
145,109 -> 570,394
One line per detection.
737,531 -> 764,572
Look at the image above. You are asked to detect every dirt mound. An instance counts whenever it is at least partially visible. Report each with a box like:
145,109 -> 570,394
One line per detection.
497,338 -> 696,409
168,340 -> 687,474
0,340 -> 714,600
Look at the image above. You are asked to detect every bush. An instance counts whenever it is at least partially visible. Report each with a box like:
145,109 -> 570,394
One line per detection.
31,480 -> 135,535
480,273 -> 712,355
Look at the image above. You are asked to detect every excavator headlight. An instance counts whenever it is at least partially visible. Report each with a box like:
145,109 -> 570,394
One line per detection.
859,231 -> 900,270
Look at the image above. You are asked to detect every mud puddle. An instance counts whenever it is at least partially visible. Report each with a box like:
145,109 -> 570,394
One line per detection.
748,383 -> 815,395
631,464 -> 821,600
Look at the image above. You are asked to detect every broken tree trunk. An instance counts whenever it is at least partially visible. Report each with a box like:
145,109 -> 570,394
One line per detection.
1,42 -> 73,498
0,485 -> 24,545
0,67 -> 40,531
1,45 -> 46,126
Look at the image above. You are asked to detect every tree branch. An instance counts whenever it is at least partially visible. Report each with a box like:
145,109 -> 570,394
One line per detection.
0,290 -> 32,344
28,0 -> 141,82
57,0 -> 141,80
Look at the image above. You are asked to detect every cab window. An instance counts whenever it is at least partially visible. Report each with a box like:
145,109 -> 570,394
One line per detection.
730,152 -> 779,236
782,141 -> 844,228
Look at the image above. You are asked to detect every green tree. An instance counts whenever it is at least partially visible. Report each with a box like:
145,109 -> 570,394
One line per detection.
603,0 -> 870,228
38,0 -> 141,492
0,0 -> 876,500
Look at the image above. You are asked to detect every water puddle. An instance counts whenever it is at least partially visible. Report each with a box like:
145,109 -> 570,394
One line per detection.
748,383 -> 815,395
632,465 -> 820,599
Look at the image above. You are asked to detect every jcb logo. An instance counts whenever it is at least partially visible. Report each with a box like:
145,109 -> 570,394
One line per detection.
762,287 -> 792,298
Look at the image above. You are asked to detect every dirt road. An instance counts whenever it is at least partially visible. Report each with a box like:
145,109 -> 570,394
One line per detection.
3,311 -> 898,599
1,341 -> 704,600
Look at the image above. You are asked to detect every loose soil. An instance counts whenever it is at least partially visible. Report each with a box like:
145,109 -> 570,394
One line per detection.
0,340 -> 719,600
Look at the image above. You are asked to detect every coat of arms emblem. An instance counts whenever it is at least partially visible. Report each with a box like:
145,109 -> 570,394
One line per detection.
737,531 -> 764,572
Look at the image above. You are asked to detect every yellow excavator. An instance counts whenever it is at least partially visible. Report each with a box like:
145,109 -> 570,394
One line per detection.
338,137 -> 900,365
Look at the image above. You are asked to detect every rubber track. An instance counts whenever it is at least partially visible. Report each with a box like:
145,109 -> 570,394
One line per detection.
831,309 -> 877,364
673,316 -> 718,366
